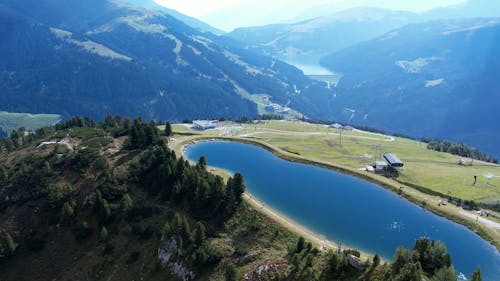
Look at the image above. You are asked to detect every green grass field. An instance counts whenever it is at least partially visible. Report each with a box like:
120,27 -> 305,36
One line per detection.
168,121 -> 500,250
171,121 -> 500,204
0,111 -> 61,134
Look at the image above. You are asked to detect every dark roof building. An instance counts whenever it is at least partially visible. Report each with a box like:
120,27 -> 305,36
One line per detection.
383,153 -> 404,168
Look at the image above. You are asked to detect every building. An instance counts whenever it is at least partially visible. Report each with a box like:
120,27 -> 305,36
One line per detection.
342,125 -> 355,131
383,153 -> 404,168
192,120 -> 218,130
375,161 -> 388,171
330,123 -> 342,129
347,254 -> 366,271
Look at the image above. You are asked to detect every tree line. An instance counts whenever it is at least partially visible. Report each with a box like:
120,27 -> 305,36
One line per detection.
422,137 -> 498,163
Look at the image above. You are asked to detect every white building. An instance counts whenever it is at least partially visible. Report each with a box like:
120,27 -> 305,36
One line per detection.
330,123 -> 342,129
192,120 -> 218,130
375,161 -> 388,171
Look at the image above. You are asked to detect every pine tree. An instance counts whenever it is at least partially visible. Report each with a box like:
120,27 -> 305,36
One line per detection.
197,156 -> 207,170
121,193 -> 133,212
164,122 -> 172,137
173,213 -> 184,235
181,217 -> 191,241
194,222 -> 206,246
100,226 -> 109,241
296,236 -> 305,253
431,266 -> 456,281
471,267 -> 482,281
231,173 -> 245,205
5,232 -> 16,254
63,202 -> 75,217
373,254 -> 381,267
162,222 -> 172,240
224,263 -> 240,281
0,165 -> 8,182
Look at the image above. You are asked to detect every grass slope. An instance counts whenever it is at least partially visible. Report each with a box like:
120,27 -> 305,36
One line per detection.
0,111 -> 61,134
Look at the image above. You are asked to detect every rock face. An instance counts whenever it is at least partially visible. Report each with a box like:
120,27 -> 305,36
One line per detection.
243,261 -> 286,281
157,237 -> 195,281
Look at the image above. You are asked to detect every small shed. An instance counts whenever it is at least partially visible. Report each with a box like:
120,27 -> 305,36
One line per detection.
375,161 -> 388,171
330,123 -> 342,129
347,254 -> 366,271
383,153 -> 404,168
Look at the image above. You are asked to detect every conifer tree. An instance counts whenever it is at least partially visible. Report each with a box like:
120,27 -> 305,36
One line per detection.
471,267 -> 482,281
5,232 -> 16,254
164,122 -> 172,137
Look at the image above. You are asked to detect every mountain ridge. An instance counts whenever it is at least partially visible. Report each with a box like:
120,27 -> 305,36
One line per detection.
0,0 -> 333,121
228,7 -> 417,69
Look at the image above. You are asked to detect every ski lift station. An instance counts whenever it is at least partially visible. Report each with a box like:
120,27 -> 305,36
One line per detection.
383,153 -> 404,168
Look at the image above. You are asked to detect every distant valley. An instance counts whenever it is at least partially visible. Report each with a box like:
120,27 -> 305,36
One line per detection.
227,1 -> 500,157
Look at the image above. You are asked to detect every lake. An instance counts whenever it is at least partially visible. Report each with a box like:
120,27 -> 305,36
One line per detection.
185,141 -> 500,280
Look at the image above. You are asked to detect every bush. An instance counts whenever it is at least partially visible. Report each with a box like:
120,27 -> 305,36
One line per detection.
127,251 -> 140,264
73,221 -> 92,241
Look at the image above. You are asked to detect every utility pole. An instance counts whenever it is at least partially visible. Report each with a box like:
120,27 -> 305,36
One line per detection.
339,128 -> 342,146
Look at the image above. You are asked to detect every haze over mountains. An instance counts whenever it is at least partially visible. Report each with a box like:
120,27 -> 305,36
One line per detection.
228,0 -> 500,71
228,7 -> 417,68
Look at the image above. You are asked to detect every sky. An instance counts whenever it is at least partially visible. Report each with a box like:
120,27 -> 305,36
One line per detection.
154,0 -> 466,31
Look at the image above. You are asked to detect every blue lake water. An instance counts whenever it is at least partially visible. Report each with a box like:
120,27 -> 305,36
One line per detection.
185,141 -> 500,280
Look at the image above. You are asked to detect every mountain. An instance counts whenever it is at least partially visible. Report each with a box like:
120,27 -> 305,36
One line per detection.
120,0 -> 223,34
320,18 -> 500,158
228,7 -> 417,71
422,0 -> 500,21
0,0 -> 332,121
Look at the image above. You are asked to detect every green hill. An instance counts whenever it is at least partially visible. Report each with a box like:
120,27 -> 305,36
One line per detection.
0,116 -> 477,281
0,111 -> 61,136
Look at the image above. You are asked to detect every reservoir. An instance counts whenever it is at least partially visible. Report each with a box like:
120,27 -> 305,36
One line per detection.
185,141 -> 500,280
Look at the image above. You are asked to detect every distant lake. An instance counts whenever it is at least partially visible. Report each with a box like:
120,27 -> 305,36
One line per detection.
185,141 -> 500,281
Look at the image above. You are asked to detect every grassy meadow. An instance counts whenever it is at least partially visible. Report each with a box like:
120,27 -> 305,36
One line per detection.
170,120 -> 500,204
0,111 -> 61,134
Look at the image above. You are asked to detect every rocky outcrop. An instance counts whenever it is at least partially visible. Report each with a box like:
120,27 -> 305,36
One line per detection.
243,261 -> 286,281
157,237 -> 195,281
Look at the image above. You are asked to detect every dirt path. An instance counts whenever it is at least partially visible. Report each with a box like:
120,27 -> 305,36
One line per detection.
460,210 -> 500,230
238,128 -> 395,142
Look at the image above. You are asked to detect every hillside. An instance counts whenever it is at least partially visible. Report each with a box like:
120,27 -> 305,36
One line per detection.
0,0 -> 332,121
0,116 -> 482,281
0,116 -> 294,280
228,7 -> 416,70
320,18 -> 500,158
0,112 -> 61,136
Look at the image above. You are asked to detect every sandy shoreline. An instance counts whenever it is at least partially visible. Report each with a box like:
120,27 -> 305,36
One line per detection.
242,193 -> 375,259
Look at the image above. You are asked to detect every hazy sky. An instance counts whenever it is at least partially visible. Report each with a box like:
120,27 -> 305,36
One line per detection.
154,0 -> 465,31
